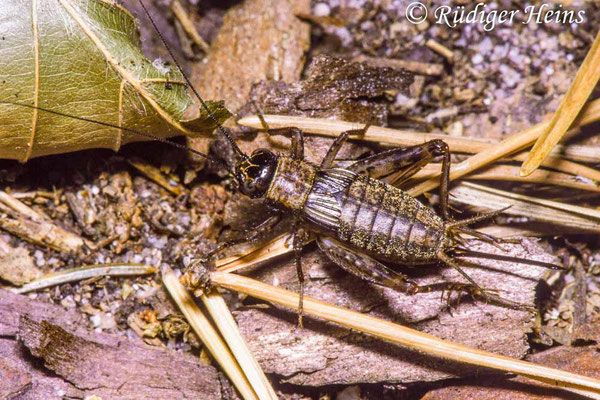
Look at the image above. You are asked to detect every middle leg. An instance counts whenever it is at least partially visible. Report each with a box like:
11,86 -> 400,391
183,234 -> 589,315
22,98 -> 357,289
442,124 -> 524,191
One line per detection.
293,227 -> 309,328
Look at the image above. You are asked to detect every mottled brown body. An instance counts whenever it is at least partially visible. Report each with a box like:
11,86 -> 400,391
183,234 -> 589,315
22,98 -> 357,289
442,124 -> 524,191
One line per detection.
280,163 -> 451,264
266,156 -> 317,211
336,174 -> 446,263
184,131 -> 530,319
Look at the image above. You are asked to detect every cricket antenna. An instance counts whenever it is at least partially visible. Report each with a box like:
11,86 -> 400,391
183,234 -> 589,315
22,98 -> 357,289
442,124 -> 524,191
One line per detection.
0,100 -> 227,169
136,0 -> 248,161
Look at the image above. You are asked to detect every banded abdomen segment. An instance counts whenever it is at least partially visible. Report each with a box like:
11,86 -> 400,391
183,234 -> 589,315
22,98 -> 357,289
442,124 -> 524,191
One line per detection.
336,175 -> 445,263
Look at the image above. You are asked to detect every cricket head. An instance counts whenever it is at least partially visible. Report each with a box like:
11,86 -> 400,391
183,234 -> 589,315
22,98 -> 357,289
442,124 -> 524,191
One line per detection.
234,148 -> 277,198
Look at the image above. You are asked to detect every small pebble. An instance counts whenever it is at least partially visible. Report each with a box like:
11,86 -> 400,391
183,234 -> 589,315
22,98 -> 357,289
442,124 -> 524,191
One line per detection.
90,314 -> 101,328
313,2 -> 330,17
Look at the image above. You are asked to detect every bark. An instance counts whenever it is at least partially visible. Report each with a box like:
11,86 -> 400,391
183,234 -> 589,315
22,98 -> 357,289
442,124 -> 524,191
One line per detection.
233,238 -> 556,386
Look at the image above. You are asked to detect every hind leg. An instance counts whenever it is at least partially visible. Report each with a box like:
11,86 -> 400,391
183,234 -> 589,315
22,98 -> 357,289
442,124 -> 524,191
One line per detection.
437,251 -> 533,311
348,139 -> 452,220
318,236 -> 532,311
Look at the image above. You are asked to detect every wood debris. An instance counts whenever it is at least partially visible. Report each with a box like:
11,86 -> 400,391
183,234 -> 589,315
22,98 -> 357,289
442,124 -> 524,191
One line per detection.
231,239 -> 555,386
0,290 -> 220,400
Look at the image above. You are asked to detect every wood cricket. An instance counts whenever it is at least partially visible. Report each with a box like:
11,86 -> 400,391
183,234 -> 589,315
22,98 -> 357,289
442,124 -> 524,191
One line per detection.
3,0 -> 536,327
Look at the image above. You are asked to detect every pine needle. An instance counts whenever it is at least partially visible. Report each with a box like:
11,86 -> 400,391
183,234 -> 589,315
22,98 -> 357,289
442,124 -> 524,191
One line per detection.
211,271 -> 600,397
238,99 -> 600,186
201,290 -> 278,400
11,264 -> 155,294
450,182 -> 600,233
410,163 -> 600,192
162,268 -> 258,400
520,30 -> 600,176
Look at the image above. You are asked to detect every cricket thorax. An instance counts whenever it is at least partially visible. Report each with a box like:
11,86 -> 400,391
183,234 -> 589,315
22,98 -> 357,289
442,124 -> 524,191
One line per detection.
265,156 -> 318,210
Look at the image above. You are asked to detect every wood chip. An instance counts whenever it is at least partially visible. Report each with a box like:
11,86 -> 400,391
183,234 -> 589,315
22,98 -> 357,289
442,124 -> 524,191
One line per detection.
230,239 -> 554,386
19,315 -> 221,400
422,345 -> 600,400
0,246 -> 40,286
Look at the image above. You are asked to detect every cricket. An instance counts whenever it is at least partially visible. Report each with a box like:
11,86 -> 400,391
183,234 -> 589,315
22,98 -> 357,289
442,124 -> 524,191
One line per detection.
1,0 -> 600,398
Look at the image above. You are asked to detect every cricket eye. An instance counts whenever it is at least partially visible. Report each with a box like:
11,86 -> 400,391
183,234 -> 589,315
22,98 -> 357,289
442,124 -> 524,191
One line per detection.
236,149 -> 277,198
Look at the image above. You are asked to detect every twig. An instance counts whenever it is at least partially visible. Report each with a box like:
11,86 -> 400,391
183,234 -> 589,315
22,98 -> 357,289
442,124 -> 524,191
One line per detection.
450,182 -> 600,233
10,264 -> 155,294
127,158 -> 185,196
0,191 -> 47,221
410,163 -> 600,192
0,190 -> 86,253
162,268 -> 258,400
354,55 -> 444,76
201,290 -> 278,400
211,271 -> 600,397
520,30 -> 600,176
425,39 -> 454,62
170,0 -> 210,53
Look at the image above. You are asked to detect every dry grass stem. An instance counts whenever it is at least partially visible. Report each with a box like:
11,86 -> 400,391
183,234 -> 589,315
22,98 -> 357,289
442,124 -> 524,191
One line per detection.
238,102 -> 600,184
162,269 -> 258,400
411,163 -> 600,192
201,290 -> 278,400
520,30 -> 600,176
10,264 -> 155,294
450,182 -> 600,233
170,0 -> 210,53
211,271 -> 600,396
216,233 -> 294,273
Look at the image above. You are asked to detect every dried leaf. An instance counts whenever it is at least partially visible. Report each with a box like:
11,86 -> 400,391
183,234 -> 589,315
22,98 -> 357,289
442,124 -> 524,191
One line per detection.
0,0 -> 230,161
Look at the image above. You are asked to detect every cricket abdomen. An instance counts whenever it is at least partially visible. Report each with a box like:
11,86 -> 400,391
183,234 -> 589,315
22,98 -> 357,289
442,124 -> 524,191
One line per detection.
340,175 -> 446,262
304,170 -> 447,263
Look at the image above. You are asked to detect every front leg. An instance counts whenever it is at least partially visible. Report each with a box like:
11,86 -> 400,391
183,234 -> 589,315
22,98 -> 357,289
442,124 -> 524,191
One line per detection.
267,127 -> 304,160
182,214 -> 282,292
